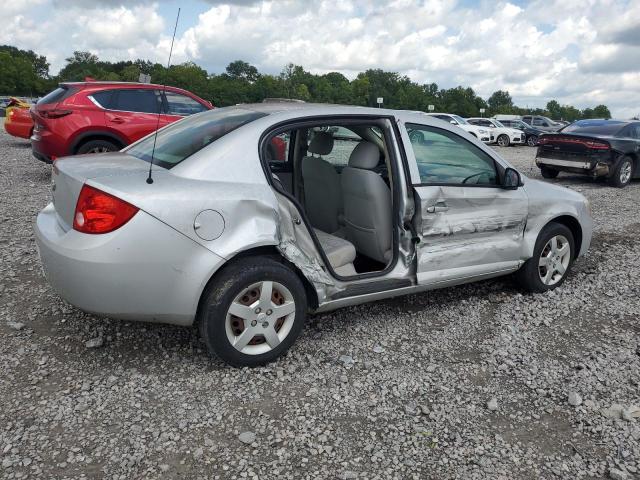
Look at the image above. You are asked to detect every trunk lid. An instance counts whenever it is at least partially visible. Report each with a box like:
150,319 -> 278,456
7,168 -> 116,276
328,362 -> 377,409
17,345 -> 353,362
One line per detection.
51,152 -> 160,231
537,133 -> 612,161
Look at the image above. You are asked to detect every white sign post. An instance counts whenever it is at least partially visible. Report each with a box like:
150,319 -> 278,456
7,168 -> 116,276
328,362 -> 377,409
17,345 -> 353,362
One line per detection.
427,104 -> 435,111
376,97 -> 383,108
138,73 -> 151,84
479,108 -> 486,117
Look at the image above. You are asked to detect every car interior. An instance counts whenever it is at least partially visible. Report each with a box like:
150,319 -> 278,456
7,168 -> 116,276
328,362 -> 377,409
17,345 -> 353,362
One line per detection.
264,122 -> 395,278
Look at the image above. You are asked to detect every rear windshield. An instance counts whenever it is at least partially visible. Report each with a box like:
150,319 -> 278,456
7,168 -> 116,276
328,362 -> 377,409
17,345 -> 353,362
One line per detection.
126,107 -> 267,169
562,120 -> 626,135
38,86 -> 76,105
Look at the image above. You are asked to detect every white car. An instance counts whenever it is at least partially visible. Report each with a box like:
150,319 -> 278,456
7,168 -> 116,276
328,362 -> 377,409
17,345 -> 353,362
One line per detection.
425,113 -> 494,144
467,117 -> 525,147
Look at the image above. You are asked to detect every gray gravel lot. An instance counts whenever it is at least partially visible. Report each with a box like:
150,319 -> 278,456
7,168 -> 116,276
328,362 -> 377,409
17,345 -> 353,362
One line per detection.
1,130 -> 639,479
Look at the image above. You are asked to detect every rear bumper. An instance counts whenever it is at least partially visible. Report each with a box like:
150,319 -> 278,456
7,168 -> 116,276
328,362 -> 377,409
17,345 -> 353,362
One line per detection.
34,203 -> 226,326
31,128 -> 67,162
535,156 -> 611,177
4,120 -> 32,139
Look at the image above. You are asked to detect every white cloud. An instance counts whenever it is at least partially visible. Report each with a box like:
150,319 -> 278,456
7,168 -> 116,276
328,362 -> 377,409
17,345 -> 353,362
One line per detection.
2,0 -> 640,117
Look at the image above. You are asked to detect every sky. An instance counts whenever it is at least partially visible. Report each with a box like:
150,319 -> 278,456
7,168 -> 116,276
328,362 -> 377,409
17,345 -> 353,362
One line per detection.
2,0 -> 640,117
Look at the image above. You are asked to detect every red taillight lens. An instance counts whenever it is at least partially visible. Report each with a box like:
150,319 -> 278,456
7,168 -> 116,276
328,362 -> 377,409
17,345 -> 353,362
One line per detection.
73,184 -> 138,234
41,109 -> 72,119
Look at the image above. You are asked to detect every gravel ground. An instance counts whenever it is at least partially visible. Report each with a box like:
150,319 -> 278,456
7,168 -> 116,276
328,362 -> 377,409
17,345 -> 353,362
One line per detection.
1,130 -> 639,480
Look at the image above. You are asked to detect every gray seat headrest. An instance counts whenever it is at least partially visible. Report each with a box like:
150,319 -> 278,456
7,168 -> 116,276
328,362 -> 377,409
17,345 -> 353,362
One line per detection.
348,141 -> 379,170
308,132 -> 334,155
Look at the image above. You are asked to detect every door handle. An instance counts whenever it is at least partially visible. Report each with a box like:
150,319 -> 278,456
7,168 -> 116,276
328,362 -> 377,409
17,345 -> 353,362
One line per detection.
426,202 -> 449,213
110,117 -> 125,124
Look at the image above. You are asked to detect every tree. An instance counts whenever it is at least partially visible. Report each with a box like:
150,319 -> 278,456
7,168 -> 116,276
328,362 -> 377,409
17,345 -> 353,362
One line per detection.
592,104 -> 611,119
224,60 -> 259,83
546,100 -> 561,119
488,90 -> 514,115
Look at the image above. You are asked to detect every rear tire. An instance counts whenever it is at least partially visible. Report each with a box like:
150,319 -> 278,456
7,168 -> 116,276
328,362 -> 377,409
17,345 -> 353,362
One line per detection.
497,134 -> 510,147
608,156 -> 633,188
76,139 -> 120,155
540,166 -> 559,179
527,135 -> 538,147
198,257 -> 307,367
515,223 -> 575,293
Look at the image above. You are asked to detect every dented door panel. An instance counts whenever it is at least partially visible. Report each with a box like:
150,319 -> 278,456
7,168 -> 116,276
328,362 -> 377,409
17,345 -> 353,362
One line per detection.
414,185 -> 528,284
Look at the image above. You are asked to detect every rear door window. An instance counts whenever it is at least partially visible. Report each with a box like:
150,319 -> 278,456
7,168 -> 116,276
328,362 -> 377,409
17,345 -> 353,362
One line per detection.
112,89 -> 162,114
164,91 -> 208,116
90,90 -> 115,109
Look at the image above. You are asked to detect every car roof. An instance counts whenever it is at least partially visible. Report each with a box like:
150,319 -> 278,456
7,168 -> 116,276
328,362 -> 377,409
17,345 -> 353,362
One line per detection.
236,102 -> 414,117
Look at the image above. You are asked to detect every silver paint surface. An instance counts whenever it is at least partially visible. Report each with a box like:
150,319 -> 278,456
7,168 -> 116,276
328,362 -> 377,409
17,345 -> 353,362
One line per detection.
35,104 -> 593,325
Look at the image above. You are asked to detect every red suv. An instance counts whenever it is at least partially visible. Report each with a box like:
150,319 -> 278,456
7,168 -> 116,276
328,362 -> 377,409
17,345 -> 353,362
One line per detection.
31,82 -> 212,163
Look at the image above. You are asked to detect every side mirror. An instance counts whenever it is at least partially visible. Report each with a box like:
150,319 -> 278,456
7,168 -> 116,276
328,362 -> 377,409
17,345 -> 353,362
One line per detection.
450,120 -> 458,125
503,167 -> 521,189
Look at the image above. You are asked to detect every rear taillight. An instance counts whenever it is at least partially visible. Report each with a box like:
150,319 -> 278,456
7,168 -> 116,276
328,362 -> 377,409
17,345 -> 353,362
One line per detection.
41,109 -> 72,119
73,184 -> 138,234
538,136 -> 610,150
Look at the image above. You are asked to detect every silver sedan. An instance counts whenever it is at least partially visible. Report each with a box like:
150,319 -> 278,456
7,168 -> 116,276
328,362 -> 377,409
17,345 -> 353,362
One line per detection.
35,103 -> 593,367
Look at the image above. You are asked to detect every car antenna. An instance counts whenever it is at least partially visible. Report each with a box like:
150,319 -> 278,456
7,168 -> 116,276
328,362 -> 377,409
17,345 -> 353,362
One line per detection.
147,7 -> 181,185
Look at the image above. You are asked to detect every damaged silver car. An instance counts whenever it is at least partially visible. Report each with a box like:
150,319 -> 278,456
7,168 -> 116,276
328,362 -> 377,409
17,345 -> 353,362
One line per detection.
35,103 -> 593,366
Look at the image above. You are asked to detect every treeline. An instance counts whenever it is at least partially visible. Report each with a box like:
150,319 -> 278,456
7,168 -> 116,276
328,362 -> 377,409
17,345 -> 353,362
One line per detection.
1,45 -> 612,121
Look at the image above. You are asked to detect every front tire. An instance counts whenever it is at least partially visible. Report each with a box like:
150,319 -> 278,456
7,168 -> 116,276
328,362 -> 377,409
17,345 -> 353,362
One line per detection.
608,156 -> 634,188
198,257 -> 307,367
527,135 -> 538,147
515,223 -> 575,293
540,166 -> 560,179
497,134 -> 510,147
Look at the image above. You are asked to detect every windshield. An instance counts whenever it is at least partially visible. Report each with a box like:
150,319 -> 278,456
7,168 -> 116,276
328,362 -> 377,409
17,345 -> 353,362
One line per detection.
562,120 -> 626,136
126,107 -> 267,169
493,120 -> 505,128
452,115 -> 468,125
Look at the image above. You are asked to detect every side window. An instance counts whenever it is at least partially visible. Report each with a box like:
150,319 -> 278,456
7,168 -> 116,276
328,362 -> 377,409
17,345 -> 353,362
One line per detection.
522,116 -> 531,124
309,126 -> 362,167
405,123 -> 498,186
164,91 -> 208,116
532,118 -> 544,126
90,90 -> 114,109
112,89 -> 161,114
482,120 -> 493,127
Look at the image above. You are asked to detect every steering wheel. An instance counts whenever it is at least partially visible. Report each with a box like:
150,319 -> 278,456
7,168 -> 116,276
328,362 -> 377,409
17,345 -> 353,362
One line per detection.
461,171 -> 490,184
409,130 -> 425,144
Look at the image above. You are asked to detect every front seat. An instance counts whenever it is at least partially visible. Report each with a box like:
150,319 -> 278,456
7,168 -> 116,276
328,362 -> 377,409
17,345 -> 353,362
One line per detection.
301,132 -> 342,234
341,141 -> 392,264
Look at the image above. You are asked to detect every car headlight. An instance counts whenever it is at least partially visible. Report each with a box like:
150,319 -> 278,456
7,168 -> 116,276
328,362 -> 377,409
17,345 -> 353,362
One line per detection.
478,129 -> 488,134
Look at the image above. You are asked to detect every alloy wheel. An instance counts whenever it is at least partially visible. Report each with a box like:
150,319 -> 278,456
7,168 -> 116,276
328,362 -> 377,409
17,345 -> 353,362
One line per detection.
538,235 -> 571,286
225,281 -> 296,355
620,160 -> 632,184
88,146 -> 113,153
527,136 -> 537,147
497,135 -> 509,147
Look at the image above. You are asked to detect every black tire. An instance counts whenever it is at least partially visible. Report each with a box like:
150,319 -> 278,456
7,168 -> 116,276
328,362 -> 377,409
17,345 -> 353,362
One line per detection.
607,156 -> 634,188
76,139 -> 120,155
497,134 -> 510,147
527,135 -> 538,147
198,257 -> 307,367
515,222 -> 575,293
540,166 -> 560,179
